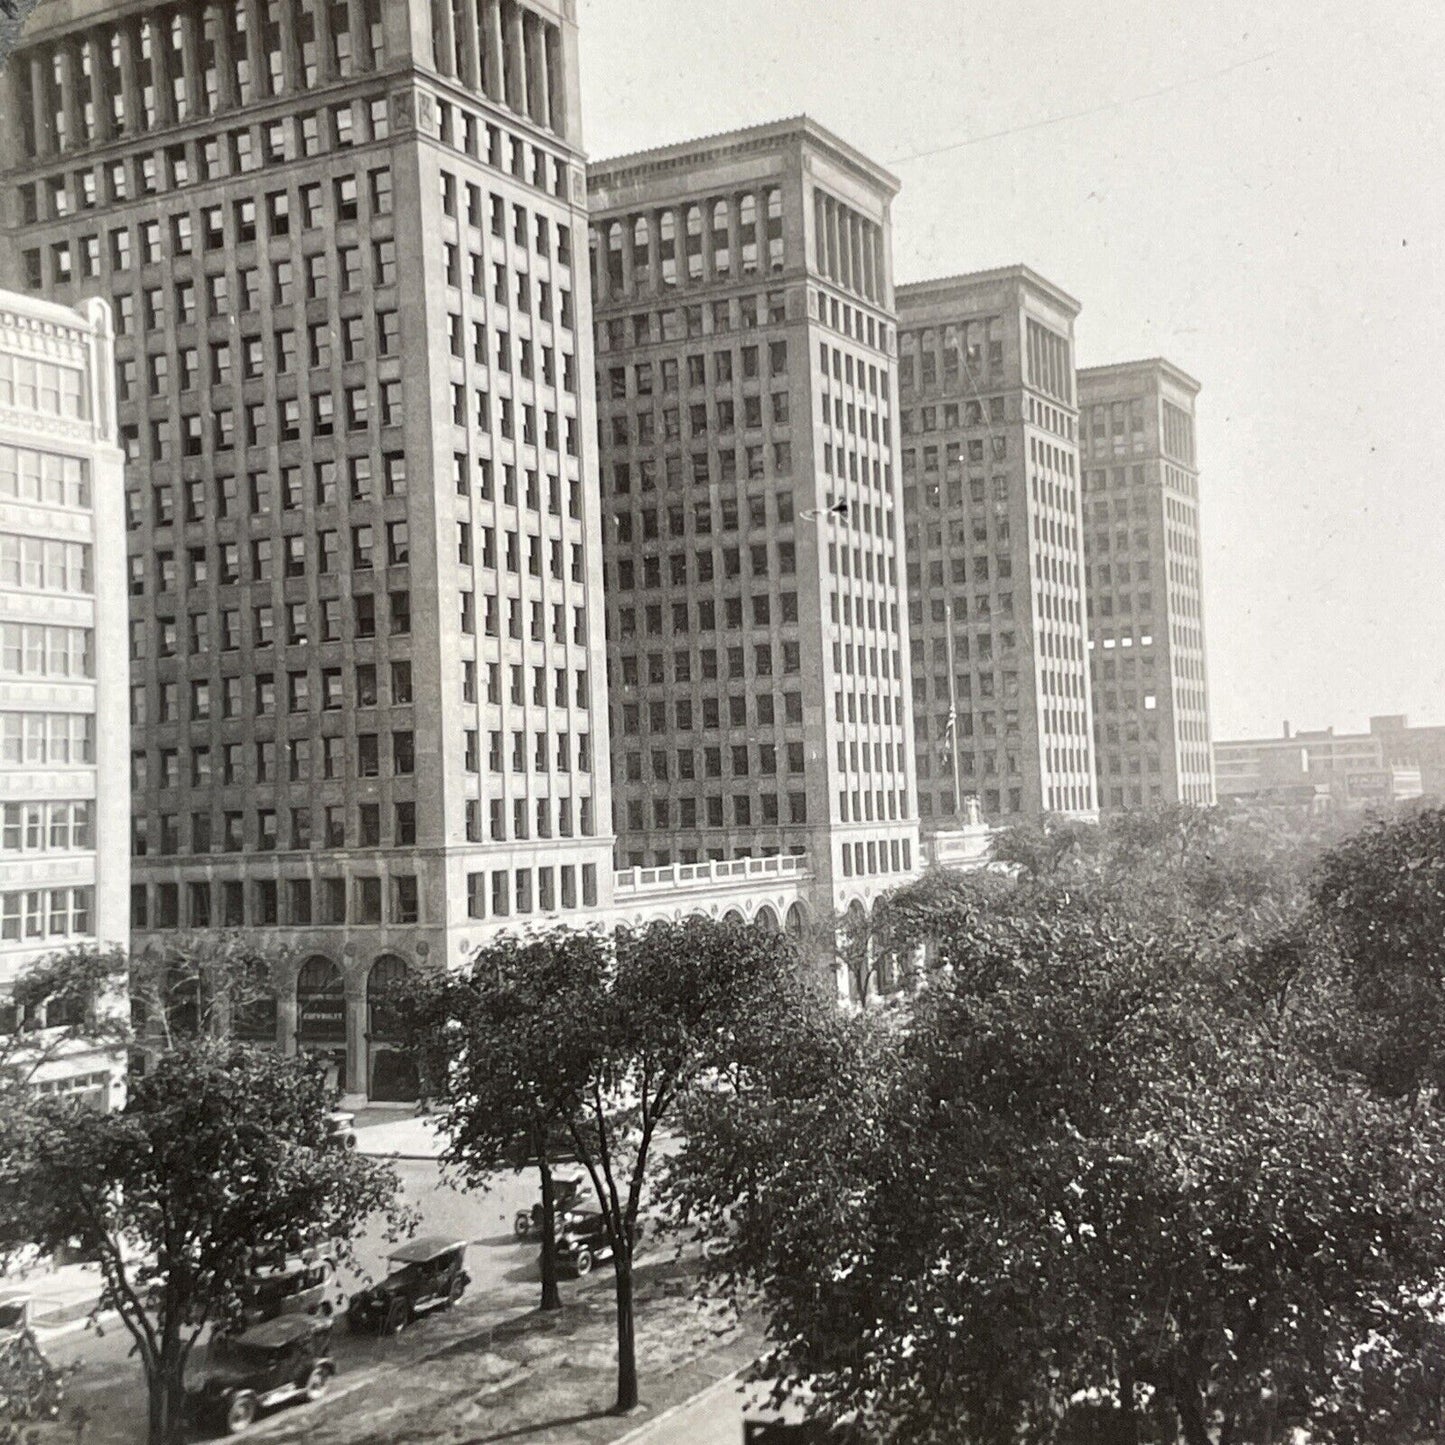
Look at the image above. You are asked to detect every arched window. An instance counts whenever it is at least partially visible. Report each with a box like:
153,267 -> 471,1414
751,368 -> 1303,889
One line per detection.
658,210 -> 677,288
684,204 -> 703,280
739,193 -> 758,275
711,200 -> 731,278
296,956 -> 344,1043
631,214 -> 651,287
367,955 -> 409,1040
606,221 -> 624,292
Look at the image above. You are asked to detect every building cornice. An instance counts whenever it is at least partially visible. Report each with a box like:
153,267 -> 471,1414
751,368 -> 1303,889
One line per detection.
589,114 -> 900,201
897,264 -> 1081,320
1078,358 -> 1202,396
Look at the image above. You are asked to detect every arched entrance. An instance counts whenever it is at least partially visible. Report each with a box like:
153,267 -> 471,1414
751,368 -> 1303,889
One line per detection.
842,900 -> 870,1003
783,902 -> 807,939
295,956 -> 347,1097
722,908 -> 746,926
754,904 -> 780,933
367,955 -> 418,1103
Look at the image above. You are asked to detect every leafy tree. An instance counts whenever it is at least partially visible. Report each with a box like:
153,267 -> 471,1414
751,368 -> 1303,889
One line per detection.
0,947 -> 129,1267
670,884 -> 1445,1445
1,1041 -> 407,1445
568,916 -> 808,1412
989,811 -> 1102,879
1313,806 -> 1445,1099
397,927 -> 610,1314
128,932 -> 284,1051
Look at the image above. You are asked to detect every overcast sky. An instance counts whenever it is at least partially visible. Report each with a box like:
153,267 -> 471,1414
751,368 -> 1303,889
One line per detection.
575,0 -> 1445,739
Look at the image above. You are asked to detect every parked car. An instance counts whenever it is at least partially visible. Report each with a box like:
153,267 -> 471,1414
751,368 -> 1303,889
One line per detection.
232,1255 -> 345,1332
543,1210 -> 642,1278
514,1169 -> 587,1238
187,1316 -> 335,1436
346,1237 -> 469,1335
325,1111 -> 358,1150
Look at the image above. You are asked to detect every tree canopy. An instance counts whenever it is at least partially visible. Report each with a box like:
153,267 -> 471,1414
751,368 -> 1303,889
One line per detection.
669,874 -> 1445,1445
2,1041 -> 407,1445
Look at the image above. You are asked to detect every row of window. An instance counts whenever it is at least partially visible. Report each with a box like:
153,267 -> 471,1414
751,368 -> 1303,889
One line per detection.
0,712 -> 96,766
920,788 -> 1024,818
593,188 -> 785,297
0,447 -> 91,510
620,739 -> 809,782
1,801 -> 94,853
0,536 -> 92,595
134,872 -> 416,931
616,792 -> 810,833
0,887 -> 93,942
465,860 -> 600,920
0,354 -> 87,420
119,311 -> 400,400
134,800 -> 415,856
839,836 -> 912,878
0,626 -> 94,680
15,3 -> 387,162
899,318 -> 1006,388
132,608 -> 413,675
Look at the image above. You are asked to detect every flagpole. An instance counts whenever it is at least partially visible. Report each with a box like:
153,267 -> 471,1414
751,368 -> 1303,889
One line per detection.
944,599 -> 963,817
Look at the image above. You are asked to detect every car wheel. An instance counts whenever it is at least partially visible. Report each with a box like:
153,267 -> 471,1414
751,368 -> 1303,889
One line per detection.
383,1301 -> 409,1336
303,1365 -> 331,1403
224,1392 -> 259,1435
514,1213 -> 531,1239
447,1275 -> 466,1307
573,1247 -> 594,1277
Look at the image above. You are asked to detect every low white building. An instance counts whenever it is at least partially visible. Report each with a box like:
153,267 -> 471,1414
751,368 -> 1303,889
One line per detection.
0,290 -> 128,1108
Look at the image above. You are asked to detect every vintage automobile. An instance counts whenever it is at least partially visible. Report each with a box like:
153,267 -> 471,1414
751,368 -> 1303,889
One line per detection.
346,1237 -> 470,1335
543,1210 -> 644,1278
231,1254 -> 345,1332
325,1111 -> 358,1150
513,1169 -> 587,1238
187,1316 -> 335,1436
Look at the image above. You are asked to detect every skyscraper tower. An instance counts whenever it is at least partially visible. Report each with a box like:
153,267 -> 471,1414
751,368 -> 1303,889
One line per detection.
897,267 -> 1097,828
1077,360 -> 1214,809
586,118 -> 920,927
0,0 -> 614,1098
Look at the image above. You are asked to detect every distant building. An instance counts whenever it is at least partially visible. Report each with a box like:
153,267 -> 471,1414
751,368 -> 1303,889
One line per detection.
587,118 -> 920,924
897,266 -> 1097,828
1078,360 -> 1214,810
1215,722 -> 1422,809
1368,715 -> 1445,800
0,289 -> 128,1108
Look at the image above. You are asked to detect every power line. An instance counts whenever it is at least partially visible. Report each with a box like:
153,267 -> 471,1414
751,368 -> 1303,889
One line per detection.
887,49 -> 1280,165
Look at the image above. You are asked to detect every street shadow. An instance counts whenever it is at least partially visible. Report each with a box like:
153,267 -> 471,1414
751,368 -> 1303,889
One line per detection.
460,1404 -> 618,1443
501,1260 -> 541,1284
473,1232 -> 524,1249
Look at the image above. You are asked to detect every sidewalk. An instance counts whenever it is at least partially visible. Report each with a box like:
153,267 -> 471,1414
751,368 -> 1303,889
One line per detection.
353,1110 -> 447,1160
3,1259 -> 109,1330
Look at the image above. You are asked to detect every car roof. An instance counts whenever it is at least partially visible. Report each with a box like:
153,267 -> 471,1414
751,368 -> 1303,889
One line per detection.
235,1316 -> 325,1348
388,1235 -> 467,1263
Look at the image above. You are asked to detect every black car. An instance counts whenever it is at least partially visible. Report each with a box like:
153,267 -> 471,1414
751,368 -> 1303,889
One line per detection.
514,1169 -> 586,1238
346,1237 -> 470,1335
187,1316 -> 334,1436
544,1211 -> 643,1277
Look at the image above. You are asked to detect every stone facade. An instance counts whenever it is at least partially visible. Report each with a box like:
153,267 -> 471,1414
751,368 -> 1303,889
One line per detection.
897,266 -> 1098,828
587,119 -> 920,923
1078,360 -> 1213,809
0,0 -> 615,1098
0,288 -> 128,1106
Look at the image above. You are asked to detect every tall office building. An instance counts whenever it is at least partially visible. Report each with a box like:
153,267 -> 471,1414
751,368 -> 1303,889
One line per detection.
896,267 -> 1097,827
1077,361 -> 1213,809
587,118 -> 920,922
0,290 -> 128,1107
0,0 -> 614,1098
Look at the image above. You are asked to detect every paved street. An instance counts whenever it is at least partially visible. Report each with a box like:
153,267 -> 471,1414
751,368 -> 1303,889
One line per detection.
36,1123 -> 587,1443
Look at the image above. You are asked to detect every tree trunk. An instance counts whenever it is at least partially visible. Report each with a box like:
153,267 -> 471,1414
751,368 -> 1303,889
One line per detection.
612,1245 -> 638,1413
1173,1377 -> 1213,1445
1116,1349 -> 1140,1445
147,1347 -> 188,1445
537,1158 -> 562,1312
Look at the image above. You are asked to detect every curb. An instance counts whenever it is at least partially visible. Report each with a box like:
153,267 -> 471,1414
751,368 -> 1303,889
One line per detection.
610,1364 -> 746,1445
